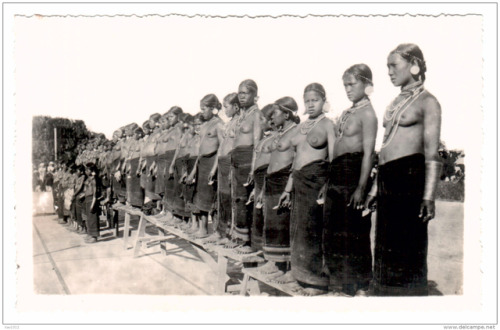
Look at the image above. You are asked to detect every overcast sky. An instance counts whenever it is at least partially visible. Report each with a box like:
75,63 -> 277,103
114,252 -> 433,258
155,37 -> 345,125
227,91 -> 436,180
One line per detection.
15,13 -> 481,150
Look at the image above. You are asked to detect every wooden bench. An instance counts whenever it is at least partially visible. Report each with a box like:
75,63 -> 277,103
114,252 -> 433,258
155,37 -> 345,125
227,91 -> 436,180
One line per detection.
240,268 -> 331,297
112,203 -> 264,294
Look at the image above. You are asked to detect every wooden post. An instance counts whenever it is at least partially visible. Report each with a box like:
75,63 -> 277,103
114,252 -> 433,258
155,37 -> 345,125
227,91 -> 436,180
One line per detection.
54,127 -> 57,161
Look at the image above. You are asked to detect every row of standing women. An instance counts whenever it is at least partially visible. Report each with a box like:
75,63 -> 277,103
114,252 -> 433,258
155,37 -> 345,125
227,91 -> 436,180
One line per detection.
68,42 -> 443,297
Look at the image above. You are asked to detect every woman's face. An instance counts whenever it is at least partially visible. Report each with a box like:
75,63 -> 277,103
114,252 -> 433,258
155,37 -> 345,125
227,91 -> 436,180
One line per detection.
200,103 -> 213,121
224,101 -> 237,118
387,53 -> 413,87
193,119 -> 202,134
343,74 -> 367,103
167,112 -> 178,127
304,91 -> 325,118
184,122 -> 194,134
238,85 -> 256,109
271,107 -> 287,128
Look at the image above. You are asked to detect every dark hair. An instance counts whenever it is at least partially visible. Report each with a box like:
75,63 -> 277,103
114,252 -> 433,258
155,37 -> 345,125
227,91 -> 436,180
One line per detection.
239,79 -> 258,94
142,120 -> 150,130
134,127 -> 144,135
149,113 -> 161,122
274,96 -> 299,124
193,112 -> 205,123
304,83 -> 326,100
223,92 -> 240,107
201,94 -> 222,110
76,164 -> 86,174
168,106 -> 184,116
183,114 -> 194,125
390,43 -> 427,82
178,112 -> 190,123
261,104 -> 274,120
343,63 -> 373,85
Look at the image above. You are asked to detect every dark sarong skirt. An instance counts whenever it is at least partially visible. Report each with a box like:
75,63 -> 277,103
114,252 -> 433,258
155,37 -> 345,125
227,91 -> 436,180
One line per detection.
323,152 -> 372,289
291,160 -> 330,287
85,196 -> 100,237
126,157 -> 144,208
263,165 -> 292,262
139,159 -> 147,189
231,145 -> 254,242
162,150 -> 177,212
143,155 -> 159,201
251,164 -> 268,252
193,151 -> 217,213
172,156 -> 190,218
216,155 -> 232,237
374,153 -> 428,296
75,197 -> 84,226
153,154 -> 165,195
184,156 -> 197,213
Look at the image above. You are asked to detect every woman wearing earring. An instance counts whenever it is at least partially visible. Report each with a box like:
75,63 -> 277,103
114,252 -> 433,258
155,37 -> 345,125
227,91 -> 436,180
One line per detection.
255,97 -> 300,282
281,83 -> 336,295
365,44 -> 442,296
187,94 -> 224,239
246,104 -> 275,253
323,65 -> 378,296
203,93 -> 241,244
226,79 -> 263,251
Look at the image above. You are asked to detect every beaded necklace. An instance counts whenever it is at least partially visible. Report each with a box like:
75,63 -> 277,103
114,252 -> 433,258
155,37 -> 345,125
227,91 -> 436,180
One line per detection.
381,82 -> 425,149
236,105 -> 256,128
272,122 -> 297,148
337,98 -> 371,139
300,114 -> 325,135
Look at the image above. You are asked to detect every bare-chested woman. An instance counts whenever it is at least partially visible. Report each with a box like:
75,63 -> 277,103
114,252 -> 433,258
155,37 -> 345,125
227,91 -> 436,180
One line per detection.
154,107 -> 183,221
120,123 -> 138,205
186,94 -> 224,239
254,97 -> 300,281
168,113 -> 195,226
323,65 -> 378,297
366,44 -> 442,296
244,104 -> 275,253
226,79 -> 263,249
181,113 -> 203,233
152,113 -> 171,214
279,83 -> 336,296
125,126 -> 145,208
202,93 -> 241,244
137,114 -> 161,205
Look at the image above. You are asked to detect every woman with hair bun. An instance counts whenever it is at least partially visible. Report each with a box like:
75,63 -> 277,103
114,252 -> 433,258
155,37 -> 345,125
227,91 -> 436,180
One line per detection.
281,82 -> 336,295
323,64 -> 378,296
226,79 -> 263,250
366,43 -> 442,296
186,94 -> 224,238
246,104 -> 275,253
203,93 -> 241,244
254,97 -> 299,281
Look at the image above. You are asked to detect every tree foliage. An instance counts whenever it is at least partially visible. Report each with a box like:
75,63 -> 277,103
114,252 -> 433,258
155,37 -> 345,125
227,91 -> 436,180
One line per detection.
32,116 -> 97,166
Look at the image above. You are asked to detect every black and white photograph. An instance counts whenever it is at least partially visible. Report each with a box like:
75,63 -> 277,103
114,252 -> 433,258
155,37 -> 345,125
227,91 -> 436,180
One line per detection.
3,2 -> 497,327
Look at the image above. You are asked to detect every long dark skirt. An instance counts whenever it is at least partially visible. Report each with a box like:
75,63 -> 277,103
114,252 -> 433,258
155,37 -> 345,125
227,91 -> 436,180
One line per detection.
126,157 -> 144,208
323,152 -> 372,290
152,150 -> 169,195
291,160 -> 330,287
57,189 -> 64,219
263,165 -> 292,262
231,145 -> 254,242
162,150 -> 177,212
172,156 -> 190,218
216,155 -> 232,237
139,159 -> 147,189
144,155 -> 159,201
74,197 -> 84,226
193,151 -> 217,213
251,164 -> 268,252
374,153 -> 428,296
184,156 -> 198,213
85,196 -> 100,237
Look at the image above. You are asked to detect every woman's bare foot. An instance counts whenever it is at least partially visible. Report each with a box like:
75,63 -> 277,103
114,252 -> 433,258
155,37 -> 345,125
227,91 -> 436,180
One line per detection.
269,272 -> 296,284
235,245 -> 256,254
254,261 -> 281,275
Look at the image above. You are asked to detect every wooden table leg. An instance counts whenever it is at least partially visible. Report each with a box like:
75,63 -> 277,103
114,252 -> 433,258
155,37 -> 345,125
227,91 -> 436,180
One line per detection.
158,227 -> 167,256
240,273 -> 250,296
133,215 -> 147,258
216,255 -> 229,295
123,212 -> 131,250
